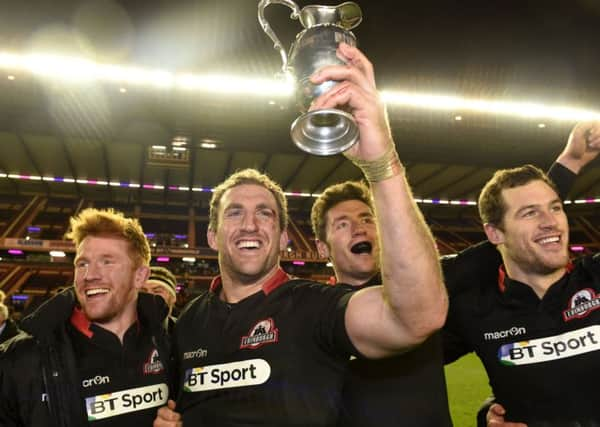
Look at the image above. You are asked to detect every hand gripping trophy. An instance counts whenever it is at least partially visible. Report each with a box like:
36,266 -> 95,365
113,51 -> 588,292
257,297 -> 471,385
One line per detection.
258,1 -> 362,156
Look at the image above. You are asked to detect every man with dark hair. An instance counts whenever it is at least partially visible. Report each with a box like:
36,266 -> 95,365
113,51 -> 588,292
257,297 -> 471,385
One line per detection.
443,124 -> 600,426
143,266 -> 178,327
155,43 -> 447,427
311,179 -> 452,427
0,208 -> 172,427
310,121 -> 599,427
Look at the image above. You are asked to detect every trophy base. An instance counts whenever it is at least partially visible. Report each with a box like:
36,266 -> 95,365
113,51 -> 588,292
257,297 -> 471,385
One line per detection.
290,109 -> 359,156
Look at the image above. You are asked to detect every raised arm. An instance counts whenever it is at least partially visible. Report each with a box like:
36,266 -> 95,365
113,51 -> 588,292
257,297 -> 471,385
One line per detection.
555,121 -> 600,174
310,43 -> 447,358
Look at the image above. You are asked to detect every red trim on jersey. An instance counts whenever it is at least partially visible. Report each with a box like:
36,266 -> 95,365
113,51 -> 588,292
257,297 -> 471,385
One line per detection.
566,261 -> 575,273
210,267 -> 291,295
70,307 -> 94,338
262,268 -> 291,295
70,307 -> 142,338
498,265 -> 507,293
498,261 -> 575,293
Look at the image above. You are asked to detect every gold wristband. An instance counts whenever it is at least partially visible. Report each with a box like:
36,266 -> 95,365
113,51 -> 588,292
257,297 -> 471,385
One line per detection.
347,144 -> 404,183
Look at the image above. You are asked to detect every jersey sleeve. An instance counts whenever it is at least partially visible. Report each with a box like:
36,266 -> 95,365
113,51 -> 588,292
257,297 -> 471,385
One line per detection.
306,284 -> 359,359
441,242 -> 498,363
442,241 -> 501,296
441,319 -> 474,364
547,162 -> 577,200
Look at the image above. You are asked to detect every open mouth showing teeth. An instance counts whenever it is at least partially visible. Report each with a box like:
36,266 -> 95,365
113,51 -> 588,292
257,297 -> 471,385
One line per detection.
351,241 -> 372,254
237,240 -> 260,250
538,236 -> 560,244
86,289 -> 109,297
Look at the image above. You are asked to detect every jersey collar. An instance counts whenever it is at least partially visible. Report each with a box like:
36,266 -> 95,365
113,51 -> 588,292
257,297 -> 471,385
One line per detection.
70,307 -> 94,338
70,306 -> 141,339
209,267 -> 291,296
497,262 -> 574,294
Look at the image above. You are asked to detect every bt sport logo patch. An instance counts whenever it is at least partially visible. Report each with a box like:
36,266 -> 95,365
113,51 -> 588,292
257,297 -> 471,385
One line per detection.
497,325 -> 600,366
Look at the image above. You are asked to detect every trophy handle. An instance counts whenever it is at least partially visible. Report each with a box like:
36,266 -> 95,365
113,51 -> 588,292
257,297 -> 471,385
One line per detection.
258,0 -> 301,74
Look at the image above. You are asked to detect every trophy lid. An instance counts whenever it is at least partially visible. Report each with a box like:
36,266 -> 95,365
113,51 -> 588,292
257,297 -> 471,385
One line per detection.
299,2 -> 362,30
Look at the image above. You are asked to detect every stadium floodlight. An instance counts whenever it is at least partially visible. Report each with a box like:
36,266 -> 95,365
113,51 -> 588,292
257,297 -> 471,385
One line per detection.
380,90 -> 600,122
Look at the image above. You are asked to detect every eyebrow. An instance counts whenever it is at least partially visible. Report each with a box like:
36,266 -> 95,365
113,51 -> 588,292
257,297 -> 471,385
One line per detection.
222,203 -> 278,220
331,210 -> 373,224
74,252 -> 117,262
514,198 -> 562,215
223,203 -> 243,212
256,203 -> 275,211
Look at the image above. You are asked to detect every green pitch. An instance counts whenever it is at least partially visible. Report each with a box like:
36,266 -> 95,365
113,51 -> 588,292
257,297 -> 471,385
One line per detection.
445,353 -> 492,427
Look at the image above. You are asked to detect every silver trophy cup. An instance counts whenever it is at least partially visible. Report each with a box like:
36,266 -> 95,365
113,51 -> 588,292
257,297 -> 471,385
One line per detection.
258,0 -> 362,156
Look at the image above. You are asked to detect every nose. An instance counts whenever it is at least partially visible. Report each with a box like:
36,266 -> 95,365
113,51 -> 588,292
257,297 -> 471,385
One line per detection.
240,212 -> 259,232
82,262 -> 101,281
351,220 -> 367,236
539,209 -> 559,229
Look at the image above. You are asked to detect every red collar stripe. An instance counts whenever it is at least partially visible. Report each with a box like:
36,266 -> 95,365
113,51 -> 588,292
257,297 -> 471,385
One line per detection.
210,267 -> 291,295
70,307 -> 94,338
498,265 -> 507,293
497,261 -> 575,293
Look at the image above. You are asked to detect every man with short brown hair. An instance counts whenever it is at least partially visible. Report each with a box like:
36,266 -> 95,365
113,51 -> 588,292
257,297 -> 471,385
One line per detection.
156,44 -> 447,427
311,179 -> 453,427
0,208 -> 172,427
444,125 -> 600,425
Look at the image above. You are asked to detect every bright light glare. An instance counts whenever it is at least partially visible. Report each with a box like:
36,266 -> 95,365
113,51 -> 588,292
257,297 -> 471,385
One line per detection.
2,51 -> 599,121
0,52 -> 173,87
50,251 -> 66,257
176,73 -> 293,97
381,91 -> 600,122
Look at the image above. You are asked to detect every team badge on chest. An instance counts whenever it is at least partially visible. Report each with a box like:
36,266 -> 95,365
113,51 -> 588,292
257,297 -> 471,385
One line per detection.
143,348 -> 165,374
563,288 -> 600,321
240,318 -> 279,349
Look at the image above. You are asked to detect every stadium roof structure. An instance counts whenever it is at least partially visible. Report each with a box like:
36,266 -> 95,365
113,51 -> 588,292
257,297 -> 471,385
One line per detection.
0,0 -> 599,211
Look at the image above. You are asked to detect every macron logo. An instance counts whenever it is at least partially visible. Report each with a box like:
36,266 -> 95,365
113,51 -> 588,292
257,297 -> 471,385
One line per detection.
183,348 -> 208,360
484,326 -> 526,341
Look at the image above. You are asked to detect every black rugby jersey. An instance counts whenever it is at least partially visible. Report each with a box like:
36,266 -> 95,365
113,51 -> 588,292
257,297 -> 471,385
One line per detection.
444,255 -> 600,426
69,308 -> 169,426
337,275 -> 453,427
174,268 -> 356,427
